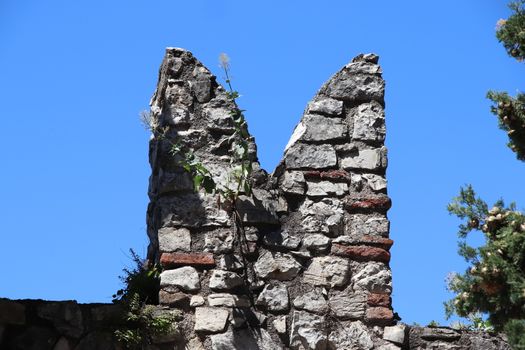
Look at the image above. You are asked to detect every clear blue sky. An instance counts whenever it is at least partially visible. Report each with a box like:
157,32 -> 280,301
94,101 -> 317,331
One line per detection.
1,0 -> 523,326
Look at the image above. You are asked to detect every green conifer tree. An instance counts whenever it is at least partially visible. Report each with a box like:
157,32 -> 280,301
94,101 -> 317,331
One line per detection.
446,2 -> 525,348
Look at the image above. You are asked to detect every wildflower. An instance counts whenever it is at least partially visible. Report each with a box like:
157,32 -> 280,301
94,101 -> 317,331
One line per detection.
219,53 -> 230,70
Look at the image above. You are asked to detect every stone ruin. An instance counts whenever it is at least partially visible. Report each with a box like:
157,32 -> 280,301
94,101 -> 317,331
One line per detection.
0,48 -> 510,349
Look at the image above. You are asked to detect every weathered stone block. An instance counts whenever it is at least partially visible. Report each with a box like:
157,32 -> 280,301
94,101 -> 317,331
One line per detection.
160,266 -> 200,292
341,148 -> 384,170
210,328 -> 282,350
323,70 -> 384,102
285,143 -> 337,169
208,293 -> 251,308
302,233 -> 331,252
307,97 -> 344,116
158,227 -> 191,252
368,293 -> 391,307
352,101 -> 386,142
328,321 -> 374,350
263,230 -> 301,250
383,324 -> 407,345
299,115 -> 348,142
293,290 -> 329,315
290,311 -> 327,350
352,262 -> 392,294
304,256 -> 350,288
204,229 -> 234,254
255,284 -> 289,312
281,171 -> 306,195
328,292 -> 367,320
209,270 -> 244,291
306,180 -> 348,197
194,307 -> 229,333
254,251 -> 302,281
345,214 -> 390,237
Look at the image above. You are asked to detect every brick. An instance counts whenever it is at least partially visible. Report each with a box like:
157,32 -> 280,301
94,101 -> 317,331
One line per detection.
160,252 -> 215,268
356,235 -> 394,250
367,293 -> 391,307
346,197 -> 391,211
331,244 -> 390,263
366,307 -> 393,324
304,170 -> 351,182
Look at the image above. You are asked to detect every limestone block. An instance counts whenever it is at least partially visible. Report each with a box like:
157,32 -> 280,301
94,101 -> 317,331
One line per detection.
285,143 -> 337,169
362,173 -> 387,192
420,327 -> 461,341
300,115 -> 347,142
254,251 -> 302,281
383,324 -> 407,345
158,227 -> 191,252
346,214 -> 390,237
306,180 -> 348,197
328,292 -> 367,320
323,70 -> 384,102
190,296 -> 205,307
352,262 -> 392,294
273,316 -> 287,336
290,311 -> 327,350
255,284 -> 290,312
307,97 -> 344,116
345,61 -> 383,74
210,328 -> 283,350
292,290 -> 329,315
304,256 -> 350,288
194,307 -> 229,333
352,101 -> 386,142
302,234 -> 331,252
208,294 -> 251,308
281,171 -> 306,195
209,270 -> 244,291
341,148 -> 383,170
160,266 -> 200,292
300,198 -> 344,236
191,66 -> 212,103
328,321 -> 374,350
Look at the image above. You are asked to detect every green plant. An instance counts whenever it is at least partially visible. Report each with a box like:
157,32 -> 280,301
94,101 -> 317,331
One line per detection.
446,186 -> 525,346
115,293 -> 181,349
113,250 -> 179,349
113,249 -> 160,305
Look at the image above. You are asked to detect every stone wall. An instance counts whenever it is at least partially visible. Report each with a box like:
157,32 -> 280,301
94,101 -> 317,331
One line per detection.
0,298 -> 124,350
0,48 -> 510,350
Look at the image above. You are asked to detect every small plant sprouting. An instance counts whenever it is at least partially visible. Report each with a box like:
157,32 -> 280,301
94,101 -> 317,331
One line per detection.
113,250 -> 179,349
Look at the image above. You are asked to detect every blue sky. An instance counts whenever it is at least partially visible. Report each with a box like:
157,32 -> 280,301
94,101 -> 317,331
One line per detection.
1,0 -> 524,326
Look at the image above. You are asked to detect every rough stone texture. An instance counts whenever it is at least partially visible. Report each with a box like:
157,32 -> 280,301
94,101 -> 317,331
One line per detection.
194,307 -> 229,333
210,328 -> 283,350
304,256 -> 350,288
254,251 -> 302,281
139,48 -> 509,349
290,311 -> 327,350
284,143 -> 337,169
160,266 -> 200,292
158,227 -> 191,252
209,270 -> 244,291
292,290 -> 329,315
255,284 -> 289,312
383,324 -> 407,345
328,292 -> 367,320
328,321 -> 374,350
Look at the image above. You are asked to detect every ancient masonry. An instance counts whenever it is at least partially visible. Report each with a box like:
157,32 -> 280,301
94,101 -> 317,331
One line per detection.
0,48 -> 510,350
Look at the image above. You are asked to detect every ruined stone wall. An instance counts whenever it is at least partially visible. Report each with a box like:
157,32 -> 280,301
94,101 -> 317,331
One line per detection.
0,48 -> 510,350
146,48 -> 394,349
